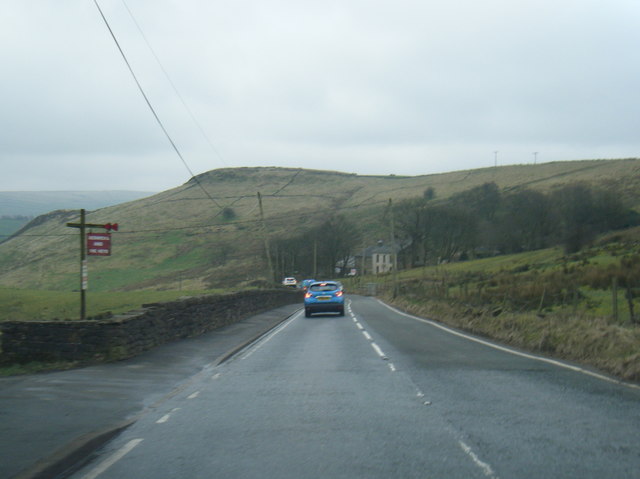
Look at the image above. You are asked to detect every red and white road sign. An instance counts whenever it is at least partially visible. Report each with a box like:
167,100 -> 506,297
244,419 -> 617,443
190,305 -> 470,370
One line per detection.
87,232 -> 111,256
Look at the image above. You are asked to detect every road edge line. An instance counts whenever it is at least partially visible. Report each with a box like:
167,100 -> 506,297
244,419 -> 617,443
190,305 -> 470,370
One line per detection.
211,308 -> 302,367
13,419 -> 136,479
376,298 -> 640,391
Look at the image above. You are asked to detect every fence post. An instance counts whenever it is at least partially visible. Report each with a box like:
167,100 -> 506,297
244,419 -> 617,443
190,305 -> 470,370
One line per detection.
537,286 -> 546,316
612,276 -> 619,322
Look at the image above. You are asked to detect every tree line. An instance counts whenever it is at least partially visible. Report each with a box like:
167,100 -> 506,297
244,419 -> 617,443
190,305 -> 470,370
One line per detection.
394,182 -> 639,266
265,181 -> 638,281
270,215 -> 360,280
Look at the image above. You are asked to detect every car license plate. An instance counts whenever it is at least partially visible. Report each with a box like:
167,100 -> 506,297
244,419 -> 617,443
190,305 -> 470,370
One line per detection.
318,296 -> 331,300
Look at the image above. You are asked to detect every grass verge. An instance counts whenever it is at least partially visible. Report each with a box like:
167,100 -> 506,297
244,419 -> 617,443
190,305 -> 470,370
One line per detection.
345,239 -> 640,382
381,294 -> 640,382
0,288 -> 222,321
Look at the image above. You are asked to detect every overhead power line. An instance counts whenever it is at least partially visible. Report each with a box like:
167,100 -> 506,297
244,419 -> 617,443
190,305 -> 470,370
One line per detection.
92,0 -> 222,210
120,0 -> 228,168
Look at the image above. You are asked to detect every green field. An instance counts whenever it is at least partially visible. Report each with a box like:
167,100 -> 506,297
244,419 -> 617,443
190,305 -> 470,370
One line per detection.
394,247 -> 638,319
0,288 -> 219,321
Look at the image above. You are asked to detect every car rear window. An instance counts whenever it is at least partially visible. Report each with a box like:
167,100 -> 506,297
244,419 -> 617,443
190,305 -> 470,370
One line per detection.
309,283 -> 338,292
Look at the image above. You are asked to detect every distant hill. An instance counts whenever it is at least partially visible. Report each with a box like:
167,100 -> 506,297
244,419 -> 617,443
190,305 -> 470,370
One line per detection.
0,191 -> 155,217
0,191 -> 155,238
0,159 -> 639,292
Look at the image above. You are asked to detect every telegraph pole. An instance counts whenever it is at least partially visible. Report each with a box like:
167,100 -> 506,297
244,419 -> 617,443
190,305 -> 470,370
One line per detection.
313,239 -> 318,279
388,198 -> 399,298
79,209 -> 87,320
257,192 -> 274,284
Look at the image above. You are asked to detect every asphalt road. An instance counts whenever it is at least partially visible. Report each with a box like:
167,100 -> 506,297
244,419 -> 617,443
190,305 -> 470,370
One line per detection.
66,295 -> 640,479
0,304 -> 301,479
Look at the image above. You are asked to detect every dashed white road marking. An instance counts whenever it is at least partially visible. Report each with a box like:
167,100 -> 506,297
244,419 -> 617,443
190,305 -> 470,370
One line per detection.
187,391 -> 200,399
156,414 -> 170,424
350,308 -> 390,363
79,438 -> 143,479
350,302 -> 494,477
352,309 -> 431,405
370,342 -> 388,360
156,407 -> 180,424
459,440 -> 498,478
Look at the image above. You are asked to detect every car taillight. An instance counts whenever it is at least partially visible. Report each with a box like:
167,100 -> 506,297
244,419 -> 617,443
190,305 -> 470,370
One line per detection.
335,291 -> 343,297
305,292 -> 312,298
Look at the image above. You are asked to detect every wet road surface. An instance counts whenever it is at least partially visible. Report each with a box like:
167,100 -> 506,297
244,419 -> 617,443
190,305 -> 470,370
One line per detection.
67,296 -> 640,478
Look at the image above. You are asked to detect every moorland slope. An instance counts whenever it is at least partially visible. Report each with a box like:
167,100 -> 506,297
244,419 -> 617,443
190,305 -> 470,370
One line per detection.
1,159 -> 639,292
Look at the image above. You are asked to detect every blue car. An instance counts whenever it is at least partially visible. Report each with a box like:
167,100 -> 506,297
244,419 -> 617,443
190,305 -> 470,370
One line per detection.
304,281 -> 345,317
299,278 -> 316,291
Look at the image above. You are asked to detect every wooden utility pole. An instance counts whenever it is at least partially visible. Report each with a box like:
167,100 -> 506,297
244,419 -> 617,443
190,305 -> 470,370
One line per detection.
313,239 -> 318,279
388,198 -> 398,298
361,239 -> 367,277
257,192 -> 274,284
79,209 -> 87,319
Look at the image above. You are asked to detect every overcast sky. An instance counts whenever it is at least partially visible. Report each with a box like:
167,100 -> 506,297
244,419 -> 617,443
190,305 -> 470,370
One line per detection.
2,0 -> 639,192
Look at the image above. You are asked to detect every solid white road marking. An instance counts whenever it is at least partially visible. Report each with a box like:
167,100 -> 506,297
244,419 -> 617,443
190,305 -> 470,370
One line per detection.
377,299 -> 640,390
459,440 -> 498,478
240,311 -> 299,360
80,438 -> 143,479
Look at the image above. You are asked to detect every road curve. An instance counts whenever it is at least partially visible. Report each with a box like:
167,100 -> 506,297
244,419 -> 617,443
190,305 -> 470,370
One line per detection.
69,295 -> 640,479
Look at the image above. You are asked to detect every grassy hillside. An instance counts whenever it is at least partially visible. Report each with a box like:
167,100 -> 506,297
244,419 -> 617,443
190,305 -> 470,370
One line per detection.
0,159 -> 639,294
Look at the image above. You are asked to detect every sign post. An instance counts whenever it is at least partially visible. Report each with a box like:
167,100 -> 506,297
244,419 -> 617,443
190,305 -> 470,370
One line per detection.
66,209 -> 118,320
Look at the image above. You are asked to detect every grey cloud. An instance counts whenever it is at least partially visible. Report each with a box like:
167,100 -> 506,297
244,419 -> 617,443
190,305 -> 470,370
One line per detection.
1,0 -> 639,190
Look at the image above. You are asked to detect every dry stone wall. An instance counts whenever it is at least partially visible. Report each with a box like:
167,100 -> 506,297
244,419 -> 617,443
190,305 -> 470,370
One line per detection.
0,289 -> 301,365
